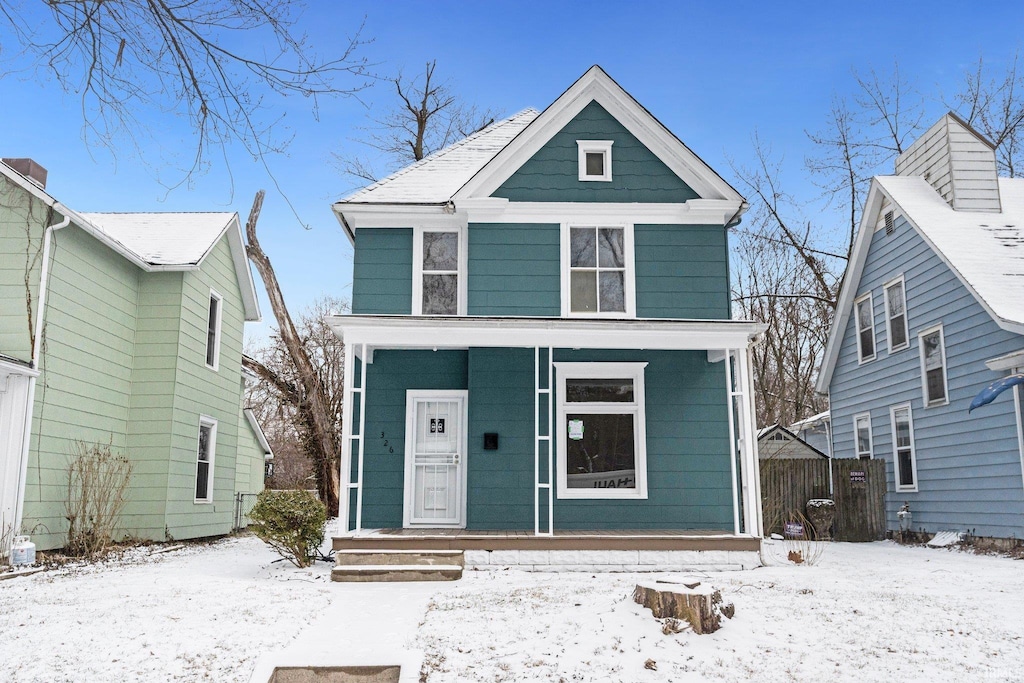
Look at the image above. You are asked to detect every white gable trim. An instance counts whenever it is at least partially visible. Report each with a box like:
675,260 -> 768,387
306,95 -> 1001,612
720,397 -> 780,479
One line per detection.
817,178 -> 1024,393
452,66 -> 745,205
243,408 -> 274,457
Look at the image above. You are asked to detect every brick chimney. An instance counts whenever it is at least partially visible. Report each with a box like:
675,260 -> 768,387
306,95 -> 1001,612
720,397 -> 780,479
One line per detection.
895,113 -> 1001,213
2,158 -> 48,190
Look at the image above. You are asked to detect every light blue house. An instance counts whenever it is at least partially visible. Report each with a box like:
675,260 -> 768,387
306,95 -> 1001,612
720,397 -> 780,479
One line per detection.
326,67 -> 765,567
818,113 -> 1024,541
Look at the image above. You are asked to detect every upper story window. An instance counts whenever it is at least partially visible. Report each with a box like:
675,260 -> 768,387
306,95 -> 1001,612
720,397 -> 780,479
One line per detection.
884,276 -> 908,352
206,289 -> 222,370
891,404 -> 917,491
854,293 -> 875,363
563,225 -> 634,317
854,412 -> 873,459
919,325 -> 948,406
414,228 -> 463,315
577,140 -> 613,182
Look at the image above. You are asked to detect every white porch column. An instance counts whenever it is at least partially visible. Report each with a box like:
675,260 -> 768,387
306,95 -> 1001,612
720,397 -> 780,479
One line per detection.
723,349 -> 741,536
737,346 -> 763,537
338,340 -> 356,534
354,343 -> 368,533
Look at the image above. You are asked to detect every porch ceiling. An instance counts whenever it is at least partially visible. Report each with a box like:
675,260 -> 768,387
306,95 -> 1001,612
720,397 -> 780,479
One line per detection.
328,315 -> 765,354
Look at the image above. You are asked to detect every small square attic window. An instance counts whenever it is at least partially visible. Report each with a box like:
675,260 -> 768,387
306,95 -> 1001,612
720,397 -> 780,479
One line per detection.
577,140 -> 613,182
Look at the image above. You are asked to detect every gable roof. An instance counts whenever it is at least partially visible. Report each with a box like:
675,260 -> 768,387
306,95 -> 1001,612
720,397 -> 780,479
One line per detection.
817,175 -> 1024,391
0,161 -> 260,321
755,424 -> 829,458
340,109 -> 539,205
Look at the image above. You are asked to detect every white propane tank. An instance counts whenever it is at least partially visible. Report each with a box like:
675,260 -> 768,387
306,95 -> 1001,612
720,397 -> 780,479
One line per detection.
11,535 -> 35,567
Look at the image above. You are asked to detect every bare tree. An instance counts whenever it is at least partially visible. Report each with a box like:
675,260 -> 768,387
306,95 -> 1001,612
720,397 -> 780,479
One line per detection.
952,54 -> 1024,177
242,192 -> 346,510
335,60 -> 499,182
0,1 -> 370,189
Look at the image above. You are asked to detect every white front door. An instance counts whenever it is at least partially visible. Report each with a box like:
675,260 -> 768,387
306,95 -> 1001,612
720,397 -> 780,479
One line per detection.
404,391 -> 467,527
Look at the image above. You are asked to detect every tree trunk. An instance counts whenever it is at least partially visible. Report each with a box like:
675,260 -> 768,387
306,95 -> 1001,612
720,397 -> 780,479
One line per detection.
243,191 -> 341,512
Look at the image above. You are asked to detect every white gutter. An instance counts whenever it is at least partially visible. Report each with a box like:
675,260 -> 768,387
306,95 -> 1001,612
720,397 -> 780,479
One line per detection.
32,211 -> 71,367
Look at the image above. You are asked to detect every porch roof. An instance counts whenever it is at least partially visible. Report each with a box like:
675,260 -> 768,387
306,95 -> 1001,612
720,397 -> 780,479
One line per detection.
328,314 -> 765,354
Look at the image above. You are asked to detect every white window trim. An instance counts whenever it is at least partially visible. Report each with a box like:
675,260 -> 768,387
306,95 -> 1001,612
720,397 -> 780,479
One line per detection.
195,416 -> 218,503
205,289 -> 223,371
853,412 -> 873,460
576,140 -> 613,182
560,223 -> 636,318
890,403 -> 918,492
918,324 -> 949,407
854,292 -> 876,364
553,361 -> 648,500
411,225 -> 467,316
883,275 -> 909,353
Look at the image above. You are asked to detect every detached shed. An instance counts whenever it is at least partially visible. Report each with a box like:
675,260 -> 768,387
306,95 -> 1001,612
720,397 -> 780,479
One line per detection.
757,425 -> 830,460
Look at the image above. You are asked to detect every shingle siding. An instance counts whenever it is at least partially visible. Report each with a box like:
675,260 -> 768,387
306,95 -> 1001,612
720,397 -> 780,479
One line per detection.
351,228 -> 413,315
634,224 -> 730,319
829,214 -> 1024,538
467,223 -> 560,315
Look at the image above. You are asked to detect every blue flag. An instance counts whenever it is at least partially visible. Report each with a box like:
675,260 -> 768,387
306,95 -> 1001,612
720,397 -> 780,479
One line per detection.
969,374 -> 1024,412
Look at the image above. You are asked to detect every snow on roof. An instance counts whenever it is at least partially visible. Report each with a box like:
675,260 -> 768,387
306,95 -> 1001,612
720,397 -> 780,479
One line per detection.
339,109 -> 540,204
790,411 -> 830,431
877,175 -> 1024,326
79,212 -> 234,266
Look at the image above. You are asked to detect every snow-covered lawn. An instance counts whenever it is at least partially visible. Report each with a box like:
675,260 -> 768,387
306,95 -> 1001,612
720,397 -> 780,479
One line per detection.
2,535 -> 1022,682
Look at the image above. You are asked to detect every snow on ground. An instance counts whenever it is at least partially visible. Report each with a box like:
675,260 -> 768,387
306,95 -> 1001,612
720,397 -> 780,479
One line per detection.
1,536 -> 1022,682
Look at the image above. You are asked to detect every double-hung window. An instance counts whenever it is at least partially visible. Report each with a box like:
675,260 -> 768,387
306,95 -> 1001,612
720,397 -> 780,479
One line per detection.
206,289 -> 222,370
415,229 -> 462,315
554,362 -> 648,500
884,277 -> 908,352
854,413 -> 873,459
855,293 -> 875,362
890,404 -> 917,491
195,416 -> 217,502
919,325 -> 948,406
565,225 -> 632,316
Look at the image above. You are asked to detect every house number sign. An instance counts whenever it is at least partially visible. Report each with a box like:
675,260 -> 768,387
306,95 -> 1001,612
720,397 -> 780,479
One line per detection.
430,418 -> 446,434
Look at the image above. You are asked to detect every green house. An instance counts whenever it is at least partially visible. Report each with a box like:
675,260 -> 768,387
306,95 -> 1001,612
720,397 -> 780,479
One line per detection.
328,67 -> 765,569
0,159 -> 269,552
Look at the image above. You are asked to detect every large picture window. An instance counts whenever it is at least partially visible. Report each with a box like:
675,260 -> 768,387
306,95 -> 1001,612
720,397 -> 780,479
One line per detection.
855,293 -> 875,363
919,325 -> 948,406
554,362 -> 648,499
414,228 -> 462,315
890,404 -> 917,491
195,416 -> 217,502
564,225 -> 633,316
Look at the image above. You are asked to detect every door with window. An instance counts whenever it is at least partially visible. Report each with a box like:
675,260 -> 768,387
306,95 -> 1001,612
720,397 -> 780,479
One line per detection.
404,391 -> 467,527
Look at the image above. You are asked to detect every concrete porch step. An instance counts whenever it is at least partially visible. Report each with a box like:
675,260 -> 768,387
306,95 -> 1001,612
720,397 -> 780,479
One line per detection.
334,549 -> 465,567
331,564 -> 463,583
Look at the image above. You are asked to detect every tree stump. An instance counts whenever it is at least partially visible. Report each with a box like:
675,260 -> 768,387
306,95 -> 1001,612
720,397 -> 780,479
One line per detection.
632,582 -> 733,634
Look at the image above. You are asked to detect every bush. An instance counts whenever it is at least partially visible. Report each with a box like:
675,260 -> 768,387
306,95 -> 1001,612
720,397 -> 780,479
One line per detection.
65,440 -> 133,557
248,489 -> 326,568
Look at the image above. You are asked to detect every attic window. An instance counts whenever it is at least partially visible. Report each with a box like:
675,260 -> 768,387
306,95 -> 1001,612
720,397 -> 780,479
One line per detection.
884,211 -> 895,235
577,140 -> 613,182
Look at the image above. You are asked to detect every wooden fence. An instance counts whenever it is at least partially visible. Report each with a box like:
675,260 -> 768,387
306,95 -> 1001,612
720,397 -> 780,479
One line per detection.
759,458 -> 887,542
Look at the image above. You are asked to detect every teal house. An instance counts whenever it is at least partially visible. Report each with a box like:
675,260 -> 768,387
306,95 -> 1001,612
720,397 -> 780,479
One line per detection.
818,114 -> 1024,542
0,158 -> 270,553
328,67 -> 764,568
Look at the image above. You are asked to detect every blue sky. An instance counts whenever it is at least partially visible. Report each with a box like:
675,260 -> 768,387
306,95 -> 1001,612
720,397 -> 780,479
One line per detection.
3,1 -> 1023,342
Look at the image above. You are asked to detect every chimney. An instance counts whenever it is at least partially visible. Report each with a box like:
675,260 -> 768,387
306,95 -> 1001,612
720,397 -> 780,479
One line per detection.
2,158 -> 48,190
894,113 -> 1001,213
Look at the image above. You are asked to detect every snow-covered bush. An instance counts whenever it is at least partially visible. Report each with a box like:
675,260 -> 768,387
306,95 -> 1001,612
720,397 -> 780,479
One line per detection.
248,489 -> 326,568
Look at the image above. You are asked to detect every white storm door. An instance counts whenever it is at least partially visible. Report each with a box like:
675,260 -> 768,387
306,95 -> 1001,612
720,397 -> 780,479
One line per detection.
404,391 -> 467,527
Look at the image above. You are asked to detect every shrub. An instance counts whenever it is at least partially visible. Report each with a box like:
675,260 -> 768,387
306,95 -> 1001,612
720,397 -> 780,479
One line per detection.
248,489 -> 326,568
65,440 -> 133,557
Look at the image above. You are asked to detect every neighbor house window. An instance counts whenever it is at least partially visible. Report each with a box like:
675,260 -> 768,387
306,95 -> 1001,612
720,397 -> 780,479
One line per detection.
855,293 -> 875,362
414,229 -> 461,315
565,225 -> 633,316
919,325 -> 948,406
554,362 -> 648,500
195,417 -> 217,502
577,140 -> 613,182
884,277 -> 908,352
854,413 -> 873,460
206,290 -> 222,370
890,404 -> 917,491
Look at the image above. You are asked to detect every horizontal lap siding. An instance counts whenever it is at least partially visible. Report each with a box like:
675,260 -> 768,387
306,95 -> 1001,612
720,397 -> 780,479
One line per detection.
23,226 -> 139,549
829,215 -> 1024,538
0,183 -> 49,362
468,223 -> 560,315
164,236 -> 246,541
634,224 -> 730,319
359,350 -> 469,528
492,101 -> 699,203
352,228 -> 412,314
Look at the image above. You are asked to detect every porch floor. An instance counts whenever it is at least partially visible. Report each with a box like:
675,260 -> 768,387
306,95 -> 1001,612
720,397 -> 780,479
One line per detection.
333,529 -> 761,552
